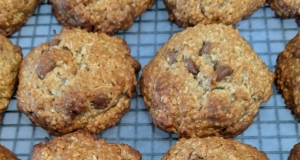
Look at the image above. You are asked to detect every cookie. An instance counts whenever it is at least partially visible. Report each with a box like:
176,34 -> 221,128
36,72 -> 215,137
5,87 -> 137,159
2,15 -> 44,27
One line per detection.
276,32 -> 300,120
17,28 -> 140,136
140,24 -> 274,138
267,0 -> 300,25
0,145 -> 18,160
0,0 -> 43,36
31,130 -> 141,160
48,0 -> 155,35
0,35 -> 22,123
288,143 -> 300,160
163,0 -> 265,28
162,137 -> 269,160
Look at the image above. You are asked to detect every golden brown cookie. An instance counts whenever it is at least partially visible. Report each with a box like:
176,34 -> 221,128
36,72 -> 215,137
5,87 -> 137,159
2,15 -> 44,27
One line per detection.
48,0 -> 155,35
288,143 -> 300,160
163,0 -> 266,28
162,137 -> 269,160
0,0 -> 43,36
267,0 -> 300,25
17,28 -> 140,136
32,130 -> 141,160
140,24 -> 274,138
0,35 -> 22,123
276,32 -> 300,120
0,144 -> 18,160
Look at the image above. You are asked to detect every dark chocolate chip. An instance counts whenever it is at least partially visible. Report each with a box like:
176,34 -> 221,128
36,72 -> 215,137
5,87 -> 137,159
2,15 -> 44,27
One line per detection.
24,0 -> 29,4
214,64 -> 233,82
294,49 -> 300,58
198,42 -> 211,56
36,57 -> 56,79
92,92 -> 110,109
186,59 -> 199,75
64,91 -> 88,117
166,51 -> 177,65
48,39 -> 61,47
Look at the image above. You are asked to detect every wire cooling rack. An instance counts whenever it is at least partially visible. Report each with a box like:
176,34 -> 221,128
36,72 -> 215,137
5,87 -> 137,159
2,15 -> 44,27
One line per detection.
1,1 -> 300,160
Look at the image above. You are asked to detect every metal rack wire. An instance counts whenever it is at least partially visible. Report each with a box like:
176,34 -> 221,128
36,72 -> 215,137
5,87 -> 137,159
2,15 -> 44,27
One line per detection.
1,1 -> 300,160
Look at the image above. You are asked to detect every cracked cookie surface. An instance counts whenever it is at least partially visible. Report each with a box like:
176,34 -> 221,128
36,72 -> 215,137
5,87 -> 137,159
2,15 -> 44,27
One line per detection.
32,130 -> 141,160
163,0 -> 265,28
0,35 -> 22,123
162,137 -> 269,160
267,0 -> 300,25
0,0 -> 43,36
276,32 -> 300,120
140,24 -> 274,138
0,145 -> 18,160
48,0 -> 155,35
17,28 -> 140,136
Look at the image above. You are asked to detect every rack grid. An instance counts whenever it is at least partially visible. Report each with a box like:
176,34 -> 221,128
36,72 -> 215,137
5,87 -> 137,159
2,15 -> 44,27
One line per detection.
1,1 -> 300,160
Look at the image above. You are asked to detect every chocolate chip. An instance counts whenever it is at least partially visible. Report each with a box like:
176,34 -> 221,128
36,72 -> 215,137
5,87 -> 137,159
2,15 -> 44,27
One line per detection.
36,56 -> 56,79
24,0 -> 29,4
166,51 -> 177,65
92,92 -> 110,109
294,49 -> 300,58
186,59 -> 199,75
48,39 -> 61,47
214,64 -> 233,82
198,42 -> 211,56
64,90 -> 88,119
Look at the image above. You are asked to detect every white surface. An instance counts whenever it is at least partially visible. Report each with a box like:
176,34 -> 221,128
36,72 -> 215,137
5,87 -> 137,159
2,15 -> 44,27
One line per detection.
1,1 -> 300,160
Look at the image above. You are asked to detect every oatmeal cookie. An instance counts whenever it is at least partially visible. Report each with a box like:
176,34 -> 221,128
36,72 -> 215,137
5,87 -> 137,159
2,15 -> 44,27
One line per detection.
0,0 -> 43,36
162,137 -> 269,160
276,32 -> 300,120
0,35 -> 22,123
140,24 -> 274,138
0,145 -> 18,160
32,130 -> 141,160
288,143 -> 300,160
267,0 -> 300,25
48,0 -> 155,35
163,0 -> 265,28
17,28 -> 140,136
